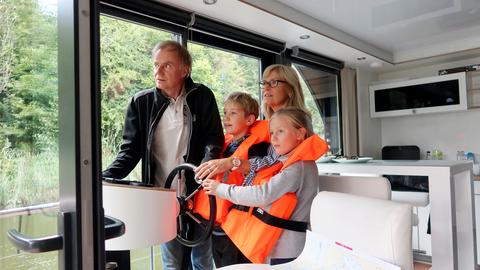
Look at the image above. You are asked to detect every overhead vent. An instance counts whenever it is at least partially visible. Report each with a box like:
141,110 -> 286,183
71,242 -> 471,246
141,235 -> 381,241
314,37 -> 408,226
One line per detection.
291,46 -> 344,71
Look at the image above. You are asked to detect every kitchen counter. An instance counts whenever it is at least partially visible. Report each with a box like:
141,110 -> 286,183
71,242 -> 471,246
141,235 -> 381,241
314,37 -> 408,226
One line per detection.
316,160 -> 476,270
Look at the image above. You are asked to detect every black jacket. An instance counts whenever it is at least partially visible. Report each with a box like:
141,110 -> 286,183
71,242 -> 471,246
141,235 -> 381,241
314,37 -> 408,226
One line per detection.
102,77 -> 224,186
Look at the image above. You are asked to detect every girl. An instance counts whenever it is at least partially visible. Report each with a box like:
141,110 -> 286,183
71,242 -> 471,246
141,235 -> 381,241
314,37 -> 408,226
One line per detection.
202,107 -> 328,265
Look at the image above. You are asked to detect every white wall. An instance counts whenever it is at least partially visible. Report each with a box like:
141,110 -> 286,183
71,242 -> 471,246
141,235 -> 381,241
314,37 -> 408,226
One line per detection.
356,68 -> 382,158
367,56 -> 480,160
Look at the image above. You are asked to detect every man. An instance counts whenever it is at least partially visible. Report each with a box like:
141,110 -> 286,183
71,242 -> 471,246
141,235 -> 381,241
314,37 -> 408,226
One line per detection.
103,40 -> 224,270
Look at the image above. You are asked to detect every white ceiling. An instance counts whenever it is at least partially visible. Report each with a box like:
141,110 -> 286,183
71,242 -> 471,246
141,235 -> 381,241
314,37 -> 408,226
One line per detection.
275,0 -> 480,63
156,0 -> 480,72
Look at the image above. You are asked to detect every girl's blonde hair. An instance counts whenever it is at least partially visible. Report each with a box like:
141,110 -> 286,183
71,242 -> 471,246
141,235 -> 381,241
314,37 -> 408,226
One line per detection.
270,107 -> 314,139
261,64 -> 309,119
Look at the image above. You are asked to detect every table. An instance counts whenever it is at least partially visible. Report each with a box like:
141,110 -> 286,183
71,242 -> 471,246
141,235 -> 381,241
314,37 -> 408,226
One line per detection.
316,160 -> 476,270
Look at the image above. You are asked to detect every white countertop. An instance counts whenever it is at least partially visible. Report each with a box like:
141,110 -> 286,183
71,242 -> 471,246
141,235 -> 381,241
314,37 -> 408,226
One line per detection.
316,160 -> 473,176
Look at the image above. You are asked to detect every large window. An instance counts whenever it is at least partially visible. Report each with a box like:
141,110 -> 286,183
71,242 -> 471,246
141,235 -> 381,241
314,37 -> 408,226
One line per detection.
293,63 -> 341,154
0,0 -> 59,268
188,41 -> 261,118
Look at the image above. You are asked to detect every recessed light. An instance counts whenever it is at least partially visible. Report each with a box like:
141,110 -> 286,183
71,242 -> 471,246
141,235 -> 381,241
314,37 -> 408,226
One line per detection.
299,34 -> 310,40
356,57 -> 366,61
203,0 -> 217,5
369,61 -> 383,68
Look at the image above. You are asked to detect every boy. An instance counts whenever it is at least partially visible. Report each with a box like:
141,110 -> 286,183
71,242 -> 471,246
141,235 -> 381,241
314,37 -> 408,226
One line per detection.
194,91 -> 269,267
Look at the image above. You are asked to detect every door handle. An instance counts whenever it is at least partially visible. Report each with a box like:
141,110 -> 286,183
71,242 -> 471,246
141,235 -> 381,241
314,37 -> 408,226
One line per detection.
7,229 -> 63,253
104,215 -> 126,240
7,213 -> 125,253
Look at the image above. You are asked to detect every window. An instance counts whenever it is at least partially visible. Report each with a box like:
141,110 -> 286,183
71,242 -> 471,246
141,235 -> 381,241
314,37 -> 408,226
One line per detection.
293,63 -> 341,154
1,0 -> 59,268
188,41 -> 261,117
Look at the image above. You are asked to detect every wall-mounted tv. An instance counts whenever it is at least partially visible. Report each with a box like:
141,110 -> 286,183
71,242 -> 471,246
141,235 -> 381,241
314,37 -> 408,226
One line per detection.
369,72 -> 467,118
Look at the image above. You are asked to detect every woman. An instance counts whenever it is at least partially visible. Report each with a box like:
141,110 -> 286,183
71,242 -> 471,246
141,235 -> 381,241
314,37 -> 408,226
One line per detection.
261,64 -> 308,119
195,64 -> 309,178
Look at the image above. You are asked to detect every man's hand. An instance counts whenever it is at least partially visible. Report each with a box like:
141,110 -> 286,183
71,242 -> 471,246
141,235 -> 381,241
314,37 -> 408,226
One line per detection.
195,158 -> 234,179
202,179 -> 220,195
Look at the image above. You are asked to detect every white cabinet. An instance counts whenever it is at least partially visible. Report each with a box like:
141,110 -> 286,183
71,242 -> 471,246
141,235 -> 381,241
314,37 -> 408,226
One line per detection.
474,181 -> 480,264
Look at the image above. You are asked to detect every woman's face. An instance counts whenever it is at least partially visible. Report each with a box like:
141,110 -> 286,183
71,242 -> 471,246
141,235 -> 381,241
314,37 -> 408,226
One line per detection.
262,71 -> 291,113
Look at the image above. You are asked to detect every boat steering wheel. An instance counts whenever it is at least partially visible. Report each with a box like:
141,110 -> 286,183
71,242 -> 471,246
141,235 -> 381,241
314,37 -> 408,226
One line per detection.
164,163 -> 216,247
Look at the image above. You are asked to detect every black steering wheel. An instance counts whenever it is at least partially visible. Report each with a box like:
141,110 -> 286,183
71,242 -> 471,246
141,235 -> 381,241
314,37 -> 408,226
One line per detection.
164,163 -> 216,247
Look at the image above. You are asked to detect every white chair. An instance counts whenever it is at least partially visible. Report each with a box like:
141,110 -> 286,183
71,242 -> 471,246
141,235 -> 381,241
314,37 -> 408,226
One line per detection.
310,191 -> 413,270
318,174 -> 392,200
218,191 -> 413,270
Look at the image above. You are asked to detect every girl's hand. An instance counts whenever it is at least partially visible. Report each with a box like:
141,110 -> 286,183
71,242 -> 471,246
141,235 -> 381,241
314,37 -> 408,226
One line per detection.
195,158 -> 233,179
202,179 -> 220,195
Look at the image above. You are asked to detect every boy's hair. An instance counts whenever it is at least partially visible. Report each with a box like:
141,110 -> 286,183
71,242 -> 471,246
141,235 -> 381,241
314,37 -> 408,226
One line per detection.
224,92 -> 260,119
261,64 -> 308,119
271,107 -> 314,138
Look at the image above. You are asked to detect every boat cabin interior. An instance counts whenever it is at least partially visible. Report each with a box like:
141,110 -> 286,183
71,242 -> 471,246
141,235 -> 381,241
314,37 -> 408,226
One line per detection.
0,0 -> 479,269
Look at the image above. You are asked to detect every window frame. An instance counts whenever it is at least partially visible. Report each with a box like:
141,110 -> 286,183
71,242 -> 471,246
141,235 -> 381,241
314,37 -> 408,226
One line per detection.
99,0 -> 345,154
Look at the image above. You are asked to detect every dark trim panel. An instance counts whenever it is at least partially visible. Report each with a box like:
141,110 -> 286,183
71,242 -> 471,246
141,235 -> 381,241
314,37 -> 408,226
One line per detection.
192,15 -> 285,54
291,46 -> 344,71
100,0 -> 190,27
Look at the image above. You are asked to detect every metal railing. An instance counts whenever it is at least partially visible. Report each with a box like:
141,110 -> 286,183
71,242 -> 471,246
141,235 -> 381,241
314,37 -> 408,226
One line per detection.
0,202 -> 60,219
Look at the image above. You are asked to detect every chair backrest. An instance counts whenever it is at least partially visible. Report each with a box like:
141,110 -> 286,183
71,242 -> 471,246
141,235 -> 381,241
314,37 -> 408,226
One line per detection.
311,191 -> 413,270
318,175 -> 392,200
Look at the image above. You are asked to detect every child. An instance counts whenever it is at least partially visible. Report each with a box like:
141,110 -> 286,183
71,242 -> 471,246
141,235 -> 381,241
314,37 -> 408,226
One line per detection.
202,107 -> 328,265
194,91 -> 270,267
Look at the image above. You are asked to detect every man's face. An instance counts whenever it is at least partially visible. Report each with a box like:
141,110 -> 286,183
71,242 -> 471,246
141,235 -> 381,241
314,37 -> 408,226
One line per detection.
153,46 -> 189,97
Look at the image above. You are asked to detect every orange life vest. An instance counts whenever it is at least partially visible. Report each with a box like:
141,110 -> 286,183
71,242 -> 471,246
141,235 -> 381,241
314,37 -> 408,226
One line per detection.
193,120 -> 270,223
221,135 -> 328,263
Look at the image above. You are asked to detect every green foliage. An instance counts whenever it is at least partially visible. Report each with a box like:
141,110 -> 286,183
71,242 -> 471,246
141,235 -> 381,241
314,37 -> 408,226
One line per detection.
0,0 -> 58,152
189,42 -> 260,115
0,0 -> 14,95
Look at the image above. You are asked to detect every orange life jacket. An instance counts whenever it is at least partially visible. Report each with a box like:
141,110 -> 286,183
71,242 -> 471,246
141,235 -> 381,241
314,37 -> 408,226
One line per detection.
193,120 -> 270,223
221,135 -> 328,263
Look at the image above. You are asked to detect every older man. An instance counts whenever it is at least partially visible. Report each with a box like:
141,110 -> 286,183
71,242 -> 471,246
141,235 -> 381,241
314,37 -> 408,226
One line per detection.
103,40 -> 223,270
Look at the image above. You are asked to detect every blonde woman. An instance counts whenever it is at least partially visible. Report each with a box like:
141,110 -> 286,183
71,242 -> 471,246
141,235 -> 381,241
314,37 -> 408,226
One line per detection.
196,64 -> 310,178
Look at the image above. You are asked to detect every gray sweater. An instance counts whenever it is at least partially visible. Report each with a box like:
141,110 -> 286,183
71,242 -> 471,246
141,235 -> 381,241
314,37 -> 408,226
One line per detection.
215,159 -> 319,261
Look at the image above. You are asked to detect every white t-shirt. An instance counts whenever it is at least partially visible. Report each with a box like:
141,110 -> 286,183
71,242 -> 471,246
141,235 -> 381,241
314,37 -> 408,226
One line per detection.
151,89 -> 189,193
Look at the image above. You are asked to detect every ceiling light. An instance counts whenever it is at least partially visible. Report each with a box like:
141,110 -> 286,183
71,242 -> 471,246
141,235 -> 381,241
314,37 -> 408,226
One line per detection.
203,0 -> 217,5
369,61 -> 383,68
299,34 -> 310,40
356,57 -> 366,61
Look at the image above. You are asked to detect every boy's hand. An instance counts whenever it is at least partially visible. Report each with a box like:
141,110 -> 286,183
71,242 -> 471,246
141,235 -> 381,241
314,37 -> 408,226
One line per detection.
195,158 -> 234,179
202,179 -> 220,195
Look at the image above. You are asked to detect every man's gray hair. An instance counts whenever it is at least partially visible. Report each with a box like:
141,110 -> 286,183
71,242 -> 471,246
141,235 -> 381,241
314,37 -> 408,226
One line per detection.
151,40 -> 192,71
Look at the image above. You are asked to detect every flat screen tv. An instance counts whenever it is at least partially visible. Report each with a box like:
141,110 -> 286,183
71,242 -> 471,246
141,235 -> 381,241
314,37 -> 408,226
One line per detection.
369,72 -> 467,118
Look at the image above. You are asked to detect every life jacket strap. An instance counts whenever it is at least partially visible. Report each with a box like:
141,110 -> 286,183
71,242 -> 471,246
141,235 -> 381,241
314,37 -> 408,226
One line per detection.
231,204 -> 308,232
231,204 -> 250,212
